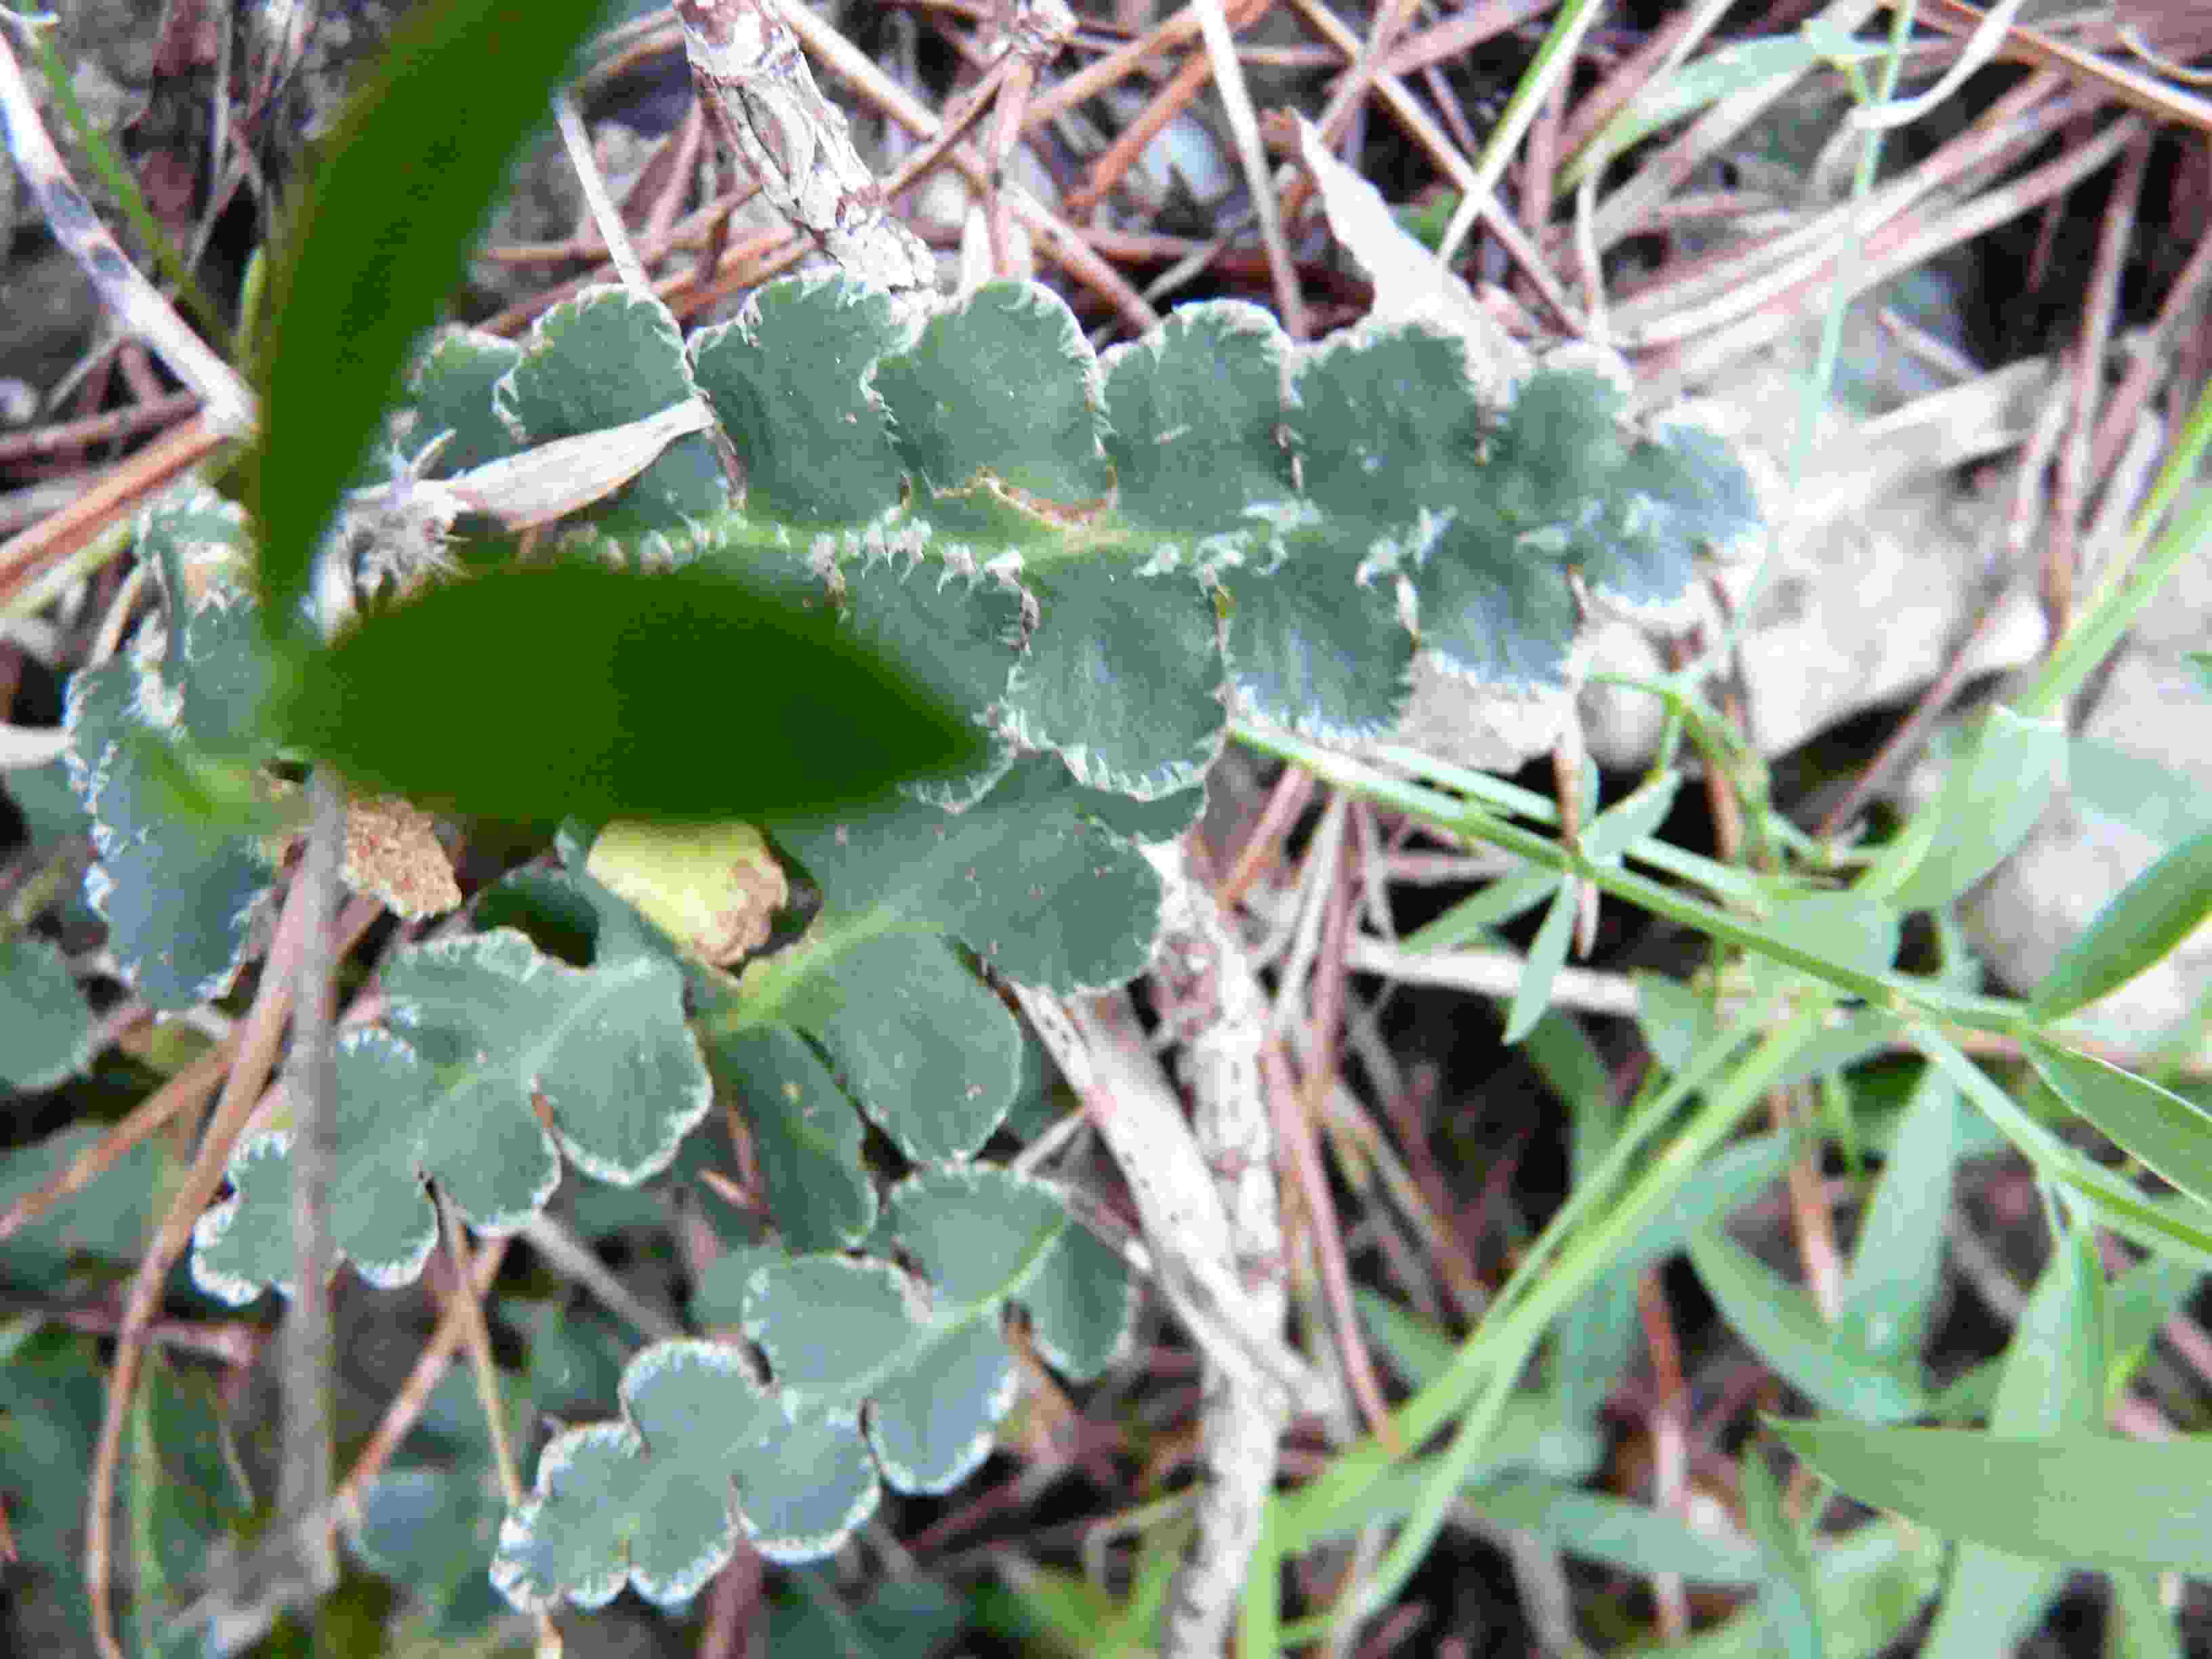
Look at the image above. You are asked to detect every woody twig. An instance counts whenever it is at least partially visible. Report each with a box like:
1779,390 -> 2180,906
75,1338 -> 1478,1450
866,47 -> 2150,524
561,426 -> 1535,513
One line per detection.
676,0 -> 935,303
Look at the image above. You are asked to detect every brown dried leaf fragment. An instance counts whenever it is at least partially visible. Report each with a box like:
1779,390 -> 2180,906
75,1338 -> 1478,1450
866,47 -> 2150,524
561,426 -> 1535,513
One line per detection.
343,794 -> 461,920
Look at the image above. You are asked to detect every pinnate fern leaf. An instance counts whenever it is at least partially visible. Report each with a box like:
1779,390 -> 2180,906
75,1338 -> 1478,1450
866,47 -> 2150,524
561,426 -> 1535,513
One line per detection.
62,486 -> 278,1010
492,1166 -> 1130,1610
191,870 -> 711,1302
77,258 -> 1759,1612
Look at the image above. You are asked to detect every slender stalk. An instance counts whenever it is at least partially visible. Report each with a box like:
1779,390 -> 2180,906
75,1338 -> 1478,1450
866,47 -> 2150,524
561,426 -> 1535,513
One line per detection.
279,769 -> 346,1605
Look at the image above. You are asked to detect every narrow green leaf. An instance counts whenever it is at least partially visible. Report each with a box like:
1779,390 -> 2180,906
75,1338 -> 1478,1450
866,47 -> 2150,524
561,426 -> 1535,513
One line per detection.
1688,1229 -> 1926,1423
1525,1010 -> 1642,1414
1919,1029 -> 2212,1267
253,0 -> 611,623
1502,878 -> 1577,1044
1663,1522 -> 1944,1659
2030,1040 -> 2212,1213
1879,707 -> 2066,912
2104,1254 -> 2206,1397
2030,831 -> 2212,1018
1994,1224 -> 2106,1436
1921,1541 -> 2065,1659
277,562 -> 975,823
1635,970 -> 1719,1073
1739,1441 -> 1820,1659
1792,1225 -> 2114,1654
1583,772 -> 1683,862
1615,1132 -> 1797,1277
1401,867 -> 1557,951
1277,1429 -> 1607,1554
1467,1477 -> 1763,1584
1837,1069 -> 1957,1361
2107,1565 -> 2187,1659
1771,1421 -> 2212,1574
1353,1290 -> 1458,1387
1747,891 -> 1900,995
1561,34 -> 1891,189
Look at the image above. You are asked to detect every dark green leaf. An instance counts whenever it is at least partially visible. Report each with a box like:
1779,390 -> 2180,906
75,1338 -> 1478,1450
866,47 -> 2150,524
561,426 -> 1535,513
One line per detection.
277,562 -> 975,822
253,0 -> 613,623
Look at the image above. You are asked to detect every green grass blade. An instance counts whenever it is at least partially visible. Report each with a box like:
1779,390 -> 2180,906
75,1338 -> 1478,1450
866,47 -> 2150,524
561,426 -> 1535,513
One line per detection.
1502,880 -> 1578,1044
2028,1040 -> 2212,1214
1872,706 -> 2066,913
1688,1229 -> 1926,1423
2029,830 -> 2212,1019
1837,1068 -> 1958,1361
1771,1425 -> 2212,1575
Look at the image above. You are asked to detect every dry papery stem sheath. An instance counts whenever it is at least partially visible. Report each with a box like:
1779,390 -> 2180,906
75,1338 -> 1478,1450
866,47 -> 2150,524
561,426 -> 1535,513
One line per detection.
676,0 -> 934,300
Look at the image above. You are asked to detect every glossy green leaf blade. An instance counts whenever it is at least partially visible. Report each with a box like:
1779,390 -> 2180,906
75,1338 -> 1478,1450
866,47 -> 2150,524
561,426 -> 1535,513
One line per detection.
1773,1421 -> 2212,1574
1688,1229 -> 1926,1423
2030,1040 -> 2212,1212
2029,830 -> 2212,1019
279,562 -> 975,822
253,0 -> 611,623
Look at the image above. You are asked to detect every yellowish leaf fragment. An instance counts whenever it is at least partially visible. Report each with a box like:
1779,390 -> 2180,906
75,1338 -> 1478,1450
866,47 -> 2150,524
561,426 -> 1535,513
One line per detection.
586,820 -> 788,966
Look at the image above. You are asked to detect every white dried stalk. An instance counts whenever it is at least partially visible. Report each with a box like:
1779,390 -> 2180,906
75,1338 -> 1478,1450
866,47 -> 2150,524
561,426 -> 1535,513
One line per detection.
1141,838 -> 1294,1659
1013,839 -> 1315,1658
676,0 -> 935,301
1013,982 -> 1314,1406
0,21 -> 257,437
